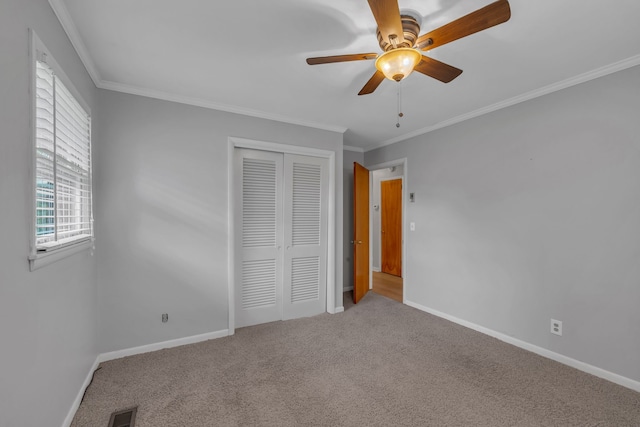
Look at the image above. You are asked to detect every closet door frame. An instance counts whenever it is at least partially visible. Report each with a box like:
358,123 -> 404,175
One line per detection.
227,137 -> 336,335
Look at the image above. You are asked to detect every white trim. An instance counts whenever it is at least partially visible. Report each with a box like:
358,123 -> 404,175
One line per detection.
379,176 -> 403,182
61,357 -> 100,427
342,286 -> 354,292
229,137 -> 337,159
371,267 -> 381,273
48,0 -> 103,86
326,150 -> 336,315
368,170 -> 373,291
100,80 -> 347,134
334,306 -> 345,313
228,137 -> 338,332
47,0 -> 349,136
98,330 -> 230,363
36,33 -> 91,113
29,30 -> 94,271
365,159 -> 408,302
29,29 -> 38,265
29,239 -> 94,271
343,145 -> 364,153
48,0 -> 640,154
62,329 -> 230,426
405,300 -> 640,393
365,54 -> 640,152
227,143 -> 236,335
402,160 -> 408,304
45,0 -> 640,154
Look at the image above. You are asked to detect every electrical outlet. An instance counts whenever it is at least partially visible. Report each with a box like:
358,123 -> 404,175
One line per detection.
551,319 -> 562,336
162,313 -> 168,323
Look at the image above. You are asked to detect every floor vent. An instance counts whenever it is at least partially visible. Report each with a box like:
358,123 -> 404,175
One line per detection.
108,407 -> 137,427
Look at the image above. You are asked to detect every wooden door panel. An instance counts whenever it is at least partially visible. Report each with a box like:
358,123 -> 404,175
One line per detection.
381,179 -> 402,277
353,162 -> 370,304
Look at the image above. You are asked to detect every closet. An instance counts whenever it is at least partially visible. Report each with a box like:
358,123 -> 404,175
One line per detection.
234,148 -> 329,328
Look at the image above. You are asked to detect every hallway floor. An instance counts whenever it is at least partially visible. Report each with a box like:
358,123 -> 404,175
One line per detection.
372,271 -> 403,303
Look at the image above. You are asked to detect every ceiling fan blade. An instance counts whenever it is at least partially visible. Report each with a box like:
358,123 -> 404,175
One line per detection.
416,0 -> 511,51
306,53 -> 379,65
414,56 -> 462,83
358,70 -> 385,96
367,0 -> 404,45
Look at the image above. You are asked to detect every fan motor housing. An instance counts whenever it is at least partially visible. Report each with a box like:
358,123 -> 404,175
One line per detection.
377,14 -> 421,51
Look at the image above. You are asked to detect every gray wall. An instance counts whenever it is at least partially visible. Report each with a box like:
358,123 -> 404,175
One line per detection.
342,150 -> 364,290
371,166 -> 404,271
365,65 -> 640,383
94,90 -> 344,352
0,1 -> 99,426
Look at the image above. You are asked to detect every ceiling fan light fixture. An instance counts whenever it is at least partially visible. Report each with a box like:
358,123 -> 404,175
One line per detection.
375,48 -> 422,82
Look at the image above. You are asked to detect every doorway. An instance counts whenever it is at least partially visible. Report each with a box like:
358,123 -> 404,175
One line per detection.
370,162 -> 406,303
350,159 -> 406,305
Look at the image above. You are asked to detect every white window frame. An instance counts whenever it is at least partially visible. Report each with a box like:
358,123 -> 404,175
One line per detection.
28,30 -> 94,271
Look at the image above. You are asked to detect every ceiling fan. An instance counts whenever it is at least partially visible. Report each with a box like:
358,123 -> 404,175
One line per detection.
306,0 -> 511,95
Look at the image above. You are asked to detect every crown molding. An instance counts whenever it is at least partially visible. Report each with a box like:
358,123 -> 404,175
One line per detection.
99,80 -> 347,134
365,54 -> 640,152
48,0 -> 102,86
343,145 -> 364,153
47,0 -> 640,150
48,0 -> 347,135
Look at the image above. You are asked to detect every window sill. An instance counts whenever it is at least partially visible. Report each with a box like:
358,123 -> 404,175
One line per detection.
28,238 -> 94,271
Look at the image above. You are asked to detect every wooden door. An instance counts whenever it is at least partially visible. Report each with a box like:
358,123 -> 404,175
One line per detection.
381,178 -> 402,277
353,162 -> 370,304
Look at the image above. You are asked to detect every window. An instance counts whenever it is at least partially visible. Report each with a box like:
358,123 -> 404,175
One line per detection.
29,31 -> 93,270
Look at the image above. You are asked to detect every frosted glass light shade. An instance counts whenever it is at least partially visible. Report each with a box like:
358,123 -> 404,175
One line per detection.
375,48 -> 422,82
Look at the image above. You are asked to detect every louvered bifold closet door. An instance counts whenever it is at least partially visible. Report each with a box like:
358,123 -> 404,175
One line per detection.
234,149 -> 284,328
282,154 -> 328,320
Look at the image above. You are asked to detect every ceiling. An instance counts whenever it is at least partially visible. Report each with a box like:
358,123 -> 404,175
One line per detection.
54,0 -> 640,151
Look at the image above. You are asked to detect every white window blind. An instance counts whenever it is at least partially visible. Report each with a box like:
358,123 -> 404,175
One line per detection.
34,59 -> 92,250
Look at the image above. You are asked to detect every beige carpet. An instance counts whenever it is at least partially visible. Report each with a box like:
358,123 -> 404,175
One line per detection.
72,292 -> 640,426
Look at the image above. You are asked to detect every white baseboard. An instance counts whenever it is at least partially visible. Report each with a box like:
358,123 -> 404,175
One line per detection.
62,356 -> 101,427
98,329 -> 230,363
64,329 -> 230,426
343,286 -> 353,292
372,267 -> 380,272
405,300 -> 640,393
334,306 -> 345,313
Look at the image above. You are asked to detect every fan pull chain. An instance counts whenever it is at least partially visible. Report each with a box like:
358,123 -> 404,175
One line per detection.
396,81 -> 404,128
